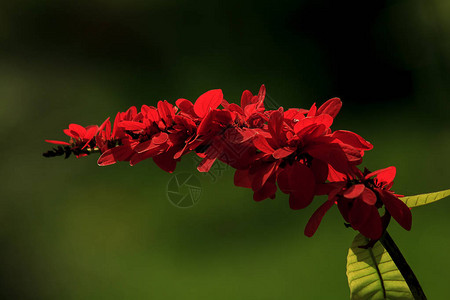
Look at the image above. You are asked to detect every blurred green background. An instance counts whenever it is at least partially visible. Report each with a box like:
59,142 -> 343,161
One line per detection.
1,0 -> 449,299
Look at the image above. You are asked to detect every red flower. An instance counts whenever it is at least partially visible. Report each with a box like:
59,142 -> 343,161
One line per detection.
179,89 -> 245,172
97,106 -> 140,166
46,123 -> 105,158
221,85 -> 267,128
238,98 -> 372,209
305,166 -> 411,240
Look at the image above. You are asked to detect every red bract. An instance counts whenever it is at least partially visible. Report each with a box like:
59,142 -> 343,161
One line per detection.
306,166 -> 411,240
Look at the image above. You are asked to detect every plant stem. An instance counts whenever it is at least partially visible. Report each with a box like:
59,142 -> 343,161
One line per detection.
380,231 -> 427,300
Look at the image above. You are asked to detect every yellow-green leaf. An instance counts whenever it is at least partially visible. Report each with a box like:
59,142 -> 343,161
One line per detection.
401,189 -> 450,208
346,234 -> 413,300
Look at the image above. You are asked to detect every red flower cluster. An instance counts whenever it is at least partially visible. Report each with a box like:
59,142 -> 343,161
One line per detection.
44,85 -> 411,240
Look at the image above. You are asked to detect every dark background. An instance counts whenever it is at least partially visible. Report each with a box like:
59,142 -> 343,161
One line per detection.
1,0 -> 449,299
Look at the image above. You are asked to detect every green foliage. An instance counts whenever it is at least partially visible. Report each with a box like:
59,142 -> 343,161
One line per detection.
401,189 -> 450,208
346,234 -> 413,300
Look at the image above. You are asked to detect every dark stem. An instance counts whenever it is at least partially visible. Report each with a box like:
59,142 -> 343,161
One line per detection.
380,231 -> 427,300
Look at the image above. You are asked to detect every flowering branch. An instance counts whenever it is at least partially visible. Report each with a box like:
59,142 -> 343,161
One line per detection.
42,85 -> 449,299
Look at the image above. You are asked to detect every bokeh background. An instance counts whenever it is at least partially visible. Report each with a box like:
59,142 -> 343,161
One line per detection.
1,0 -> 449,299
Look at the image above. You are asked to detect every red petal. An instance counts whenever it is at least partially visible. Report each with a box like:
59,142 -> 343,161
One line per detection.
63,128 -> 77,139
268,108 -> 284,138
153,151 -> 178,173
327,165 -> 346,182
111,112 -> 121,138
273,147 -> 295,159
118,121 -> 146,131
252,136 -> 275,154
344,184 -> 365,199
276,166 -> 293,194
244,103 -> 259,117
130,147 -> 165,166
332,130 -> 373,150
289,190 -> 314,210
366,166 -> 396,186
250,162 -> 277,191
98,117 -> 111,132
234,169 -> 251,188
196,110 -> 214,136
197,139 -> 222,172
157,100 -> 175,125
356,204 -> 383,240
310,159 -> 329,183
221,98 -> 230,108
240,90 -> 253,108
284,109 -> 306,122
97,149 -> 117,166
304,200 -> 335,237
349,198 -> 373,228
173,143 -> 190,159
124,106 -> 138,119
224,127 -> 255,144
45,139 -> 70,145
277,162 -> 315,210
361,188 -> 377,205
153,132 -> 169,145
81,126 -> 99,149
69,124 -> 87,136
337,198 -> 351,223
197,157 -> 217,172
194,89 -> 223,118
294,115 -> 333,135
338,143 -> 363,162
97,145 -> 133,166
329,182 -> 346,200
253,175 -> 277,202
317,98 -> 342,118
227,103 -> 244,115
305,143 -> 349,174
256,84 -> 266,108
176,98 -> 196,116
295,124 -> 318,139
211,109 -> 233,124
134,140 -> 158,153
142,105 -> 160,123
307,103 -> 317,117
379,189 -> 412,231
237,128 -> 257,143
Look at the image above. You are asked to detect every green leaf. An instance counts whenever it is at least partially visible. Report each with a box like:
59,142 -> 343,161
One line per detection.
401,189 -> 450,208
346,234 -> 413,300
